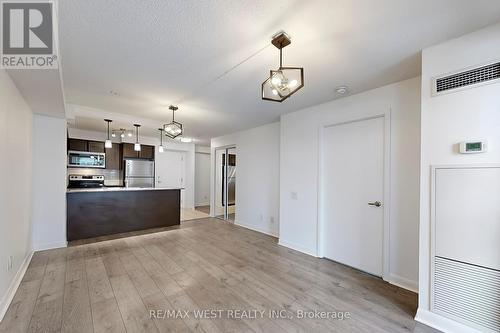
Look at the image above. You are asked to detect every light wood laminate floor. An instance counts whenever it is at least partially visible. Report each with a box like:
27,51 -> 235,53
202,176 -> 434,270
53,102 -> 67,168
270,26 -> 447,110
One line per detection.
181,208 -> 210,221
0,218 -> 438,333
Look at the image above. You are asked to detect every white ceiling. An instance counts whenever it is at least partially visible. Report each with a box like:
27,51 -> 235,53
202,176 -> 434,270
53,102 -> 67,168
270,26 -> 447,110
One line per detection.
59,0 -> 500,144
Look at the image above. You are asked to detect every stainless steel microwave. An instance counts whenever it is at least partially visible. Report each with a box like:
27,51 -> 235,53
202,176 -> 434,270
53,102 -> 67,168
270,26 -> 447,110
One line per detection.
67,150 -> 106,168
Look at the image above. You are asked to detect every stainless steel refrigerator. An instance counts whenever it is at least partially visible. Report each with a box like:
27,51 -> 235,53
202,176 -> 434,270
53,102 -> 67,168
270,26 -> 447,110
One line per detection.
124,159 -> 155,188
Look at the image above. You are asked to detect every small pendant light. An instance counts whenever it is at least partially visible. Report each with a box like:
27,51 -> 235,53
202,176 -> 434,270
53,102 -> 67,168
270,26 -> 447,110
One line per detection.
158,128 -> 165,153
133,124 -> 141,151
104,119 -> 113,148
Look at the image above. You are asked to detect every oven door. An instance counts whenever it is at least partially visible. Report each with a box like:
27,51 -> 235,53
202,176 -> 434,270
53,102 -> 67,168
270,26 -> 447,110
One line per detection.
68,151 -> 106,168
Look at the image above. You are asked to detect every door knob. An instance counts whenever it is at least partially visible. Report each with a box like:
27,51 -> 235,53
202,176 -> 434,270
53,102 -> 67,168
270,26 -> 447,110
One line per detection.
368,201 -> 382,207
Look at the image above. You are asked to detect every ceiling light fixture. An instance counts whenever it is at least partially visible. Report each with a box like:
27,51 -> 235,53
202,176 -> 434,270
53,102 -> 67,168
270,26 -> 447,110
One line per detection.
163,105 -> 183,139
111,128 -> 129,139
133,124 -> 141,151
158,128 -> 165,153
262,32 -> 304,102
104,119 -> 113,148
179,137 -> 193,143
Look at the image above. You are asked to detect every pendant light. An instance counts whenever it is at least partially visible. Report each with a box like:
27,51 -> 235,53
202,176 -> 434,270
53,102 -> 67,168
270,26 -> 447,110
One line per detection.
261,32 -> 304,102
104,119 -> 113,148
133,124 -> 141,151
163,105 -> 183,139
158,128 -> 165,153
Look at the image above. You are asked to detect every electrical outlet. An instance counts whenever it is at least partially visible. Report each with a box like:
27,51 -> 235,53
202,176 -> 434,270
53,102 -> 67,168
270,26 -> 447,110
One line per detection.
259,213 -> 264,222
291,191 -> 298,200
8,256 -> 13,271
270,216 -> 275,224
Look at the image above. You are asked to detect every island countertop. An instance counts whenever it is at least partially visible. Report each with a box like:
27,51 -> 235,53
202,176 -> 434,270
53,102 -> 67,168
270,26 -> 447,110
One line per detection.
67,187 -> 184,193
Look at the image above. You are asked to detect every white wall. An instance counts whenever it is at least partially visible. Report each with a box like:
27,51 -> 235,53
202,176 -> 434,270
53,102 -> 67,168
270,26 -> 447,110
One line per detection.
195,151 -> 211,206
211,122 -> 280,237
416,23 -> 500,332
68,128 -> 196,209
0,70 -> 33,319
31,115 -> 67,251
280,77 -> 421,291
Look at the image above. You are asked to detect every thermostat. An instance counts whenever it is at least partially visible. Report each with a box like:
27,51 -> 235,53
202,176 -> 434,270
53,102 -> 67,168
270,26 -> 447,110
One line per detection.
459,141 -> 488,154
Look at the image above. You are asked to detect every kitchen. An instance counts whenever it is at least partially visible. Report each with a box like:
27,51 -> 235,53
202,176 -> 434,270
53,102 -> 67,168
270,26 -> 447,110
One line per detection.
66,118 -> 201,242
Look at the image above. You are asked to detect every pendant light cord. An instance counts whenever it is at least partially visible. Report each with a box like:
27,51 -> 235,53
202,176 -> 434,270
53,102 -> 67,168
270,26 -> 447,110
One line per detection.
172,43 -> 271,104
279,47 -> 283,68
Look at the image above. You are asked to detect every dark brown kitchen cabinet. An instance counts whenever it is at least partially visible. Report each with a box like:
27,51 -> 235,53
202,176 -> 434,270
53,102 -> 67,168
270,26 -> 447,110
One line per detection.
68,139 -> 88,151
121,143 -> 155,160
139,145 -> 155,159
105,143 -> 121,170
121,143 -> 137,158
88,141 -> 105,153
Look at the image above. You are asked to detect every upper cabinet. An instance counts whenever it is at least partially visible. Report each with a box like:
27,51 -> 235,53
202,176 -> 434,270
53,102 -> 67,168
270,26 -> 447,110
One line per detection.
88,141 -> 105,153
121,143 -> 155,160
105,143 -> 121,170
68,138 -> 88,151
68,139 -> 105,153
139,145 -> 155,160
68,139 -> 154,170
122,143 -> 137,158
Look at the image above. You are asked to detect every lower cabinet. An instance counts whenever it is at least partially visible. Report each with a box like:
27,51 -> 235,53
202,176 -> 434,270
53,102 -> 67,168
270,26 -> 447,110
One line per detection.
67,189 -> 181,241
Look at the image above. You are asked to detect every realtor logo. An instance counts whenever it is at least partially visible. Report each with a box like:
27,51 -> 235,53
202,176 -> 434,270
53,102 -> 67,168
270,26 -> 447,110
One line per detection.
1,1 -> 57,68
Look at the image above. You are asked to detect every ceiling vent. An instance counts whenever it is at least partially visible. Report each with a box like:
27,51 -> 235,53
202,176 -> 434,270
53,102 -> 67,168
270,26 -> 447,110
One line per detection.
432,61 -> 500,96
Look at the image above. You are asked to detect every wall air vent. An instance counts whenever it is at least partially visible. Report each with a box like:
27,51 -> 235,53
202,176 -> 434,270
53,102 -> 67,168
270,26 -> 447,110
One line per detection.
432,61 -> 500,96
433,256 -> 500,332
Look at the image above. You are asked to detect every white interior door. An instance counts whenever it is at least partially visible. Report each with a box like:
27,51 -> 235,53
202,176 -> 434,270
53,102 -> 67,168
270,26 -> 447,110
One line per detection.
155,150 -> 186,206
322,116 -> 385,276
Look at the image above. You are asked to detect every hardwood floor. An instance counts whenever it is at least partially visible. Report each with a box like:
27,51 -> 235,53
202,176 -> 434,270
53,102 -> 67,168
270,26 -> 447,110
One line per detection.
181,208 -> 210,221
195,205 -> 210,215
0,218 -> 438,333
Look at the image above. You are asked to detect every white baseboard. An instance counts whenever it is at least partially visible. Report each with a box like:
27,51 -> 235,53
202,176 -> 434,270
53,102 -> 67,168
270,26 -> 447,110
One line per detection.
415,309 -> 482,333
234,220 -> 278,238
195,202 -> 209,207
0,250 -> 34,322
278,239 -> 318,257
388,273 -> 418,293
32,240 -> 67,252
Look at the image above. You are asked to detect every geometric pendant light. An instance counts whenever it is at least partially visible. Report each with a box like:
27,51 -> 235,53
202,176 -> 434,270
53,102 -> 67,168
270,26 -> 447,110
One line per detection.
163,105 -> 183,139
261,32 -> 304,102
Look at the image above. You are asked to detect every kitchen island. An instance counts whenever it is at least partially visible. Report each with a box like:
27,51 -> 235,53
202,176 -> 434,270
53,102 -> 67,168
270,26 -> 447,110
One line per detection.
67,187 -> 181,241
